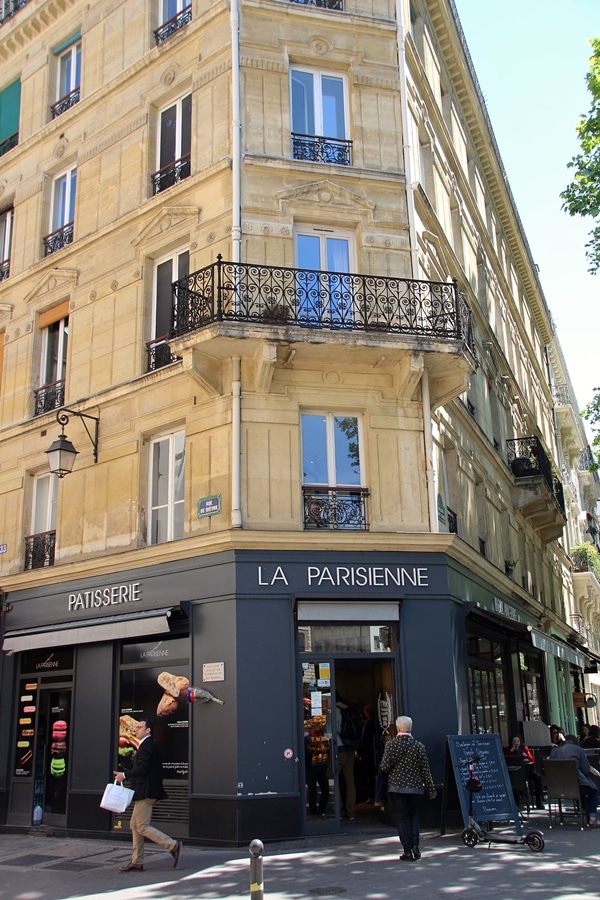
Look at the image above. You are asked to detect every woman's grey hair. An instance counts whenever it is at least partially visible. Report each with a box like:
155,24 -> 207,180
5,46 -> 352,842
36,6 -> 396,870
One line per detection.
396,715 -> 412,733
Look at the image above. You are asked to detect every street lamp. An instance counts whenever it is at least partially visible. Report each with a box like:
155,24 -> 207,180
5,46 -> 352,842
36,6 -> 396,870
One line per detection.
46,408 -> 100,478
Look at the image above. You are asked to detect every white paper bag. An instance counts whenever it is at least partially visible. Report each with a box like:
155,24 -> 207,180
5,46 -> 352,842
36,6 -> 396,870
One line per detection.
100,779 -> 134,813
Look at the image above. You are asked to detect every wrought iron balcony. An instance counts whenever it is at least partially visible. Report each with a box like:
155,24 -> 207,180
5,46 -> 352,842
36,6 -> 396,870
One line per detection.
0,0 -> 28,26
34,379 -> 65,416
290,0 -> 343,8
24,530 -> 56,570
154,4 -> 192,44
303,486 -> 369,530
43,221 -> 74,256
51,86 -> 80,119
171,256 -> 474,349
0,258 -> 9,281
552,382 -> 573,407
507,435 -> 566,531
146,336 -> 181,372
151,153 -> 191,195
580,446 -> 595,471
292,133 -> 352,166
0,130 -> 18,157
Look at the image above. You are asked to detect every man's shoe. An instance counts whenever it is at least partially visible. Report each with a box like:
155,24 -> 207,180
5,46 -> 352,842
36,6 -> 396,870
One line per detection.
171,840 -> 182,869
399,851 -> 414,861
118,863 -> 143,872
412,848 -> 421,859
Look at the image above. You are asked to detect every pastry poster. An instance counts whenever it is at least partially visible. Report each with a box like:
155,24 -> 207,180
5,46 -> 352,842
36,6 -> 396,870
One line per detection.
119,665 -> 189,779
14,678 -> 38,777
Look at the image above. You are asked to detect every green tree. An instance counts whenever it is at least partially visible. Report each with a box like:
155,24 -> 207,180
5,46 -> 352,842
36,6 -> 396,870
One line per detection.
582,389 -> 600,469
561,37 -> 600,274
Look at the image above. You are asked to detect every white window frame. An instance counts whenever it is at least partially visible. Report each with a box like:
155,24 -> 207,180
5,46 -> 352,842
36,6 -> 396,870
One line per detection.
290,67 -> 349,139
31,472 -> 58,536
0,206 -> 12,265
301,412 -> 364,488
152,248 -> 189,341
57,41 -> 81,101
156,94 -> 192,170
148,430 -> 185,545
40,316 -> 68,389
294,226 -> 355,325
50,166 -> 77,232
160,0 -> 190,26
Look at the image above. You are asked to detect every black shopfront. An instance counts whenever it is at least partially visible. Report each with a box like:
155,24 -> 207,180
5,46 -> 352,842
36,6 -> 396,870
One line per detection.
0,549 -> 550,845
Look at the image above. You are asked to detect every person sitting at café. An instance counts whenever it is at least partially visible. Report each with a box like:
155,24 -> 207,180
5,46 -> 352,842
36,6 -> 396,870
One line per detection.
582,724 -> 600,749
550,733 -> 599,826
550,724 -> 565,747
504,735 -> 544,810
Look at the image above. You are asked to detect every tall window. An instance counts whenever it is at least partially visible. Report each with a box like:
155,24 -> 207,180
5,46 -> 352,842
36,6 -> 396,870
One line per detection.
295,227 -> 353,326
25,472 -> 58,569
155,0 -> 192,44
35,313 -> 68,415
0,78 -> 20,157
290,68 -> 351,165
148,431 -> 185,544
301,413 -> 367,530
151,95 -> 192,195
52,39 -> 81,118
44,167 -> 76,256
0,206 -> 13,281
147,249 -> 188,370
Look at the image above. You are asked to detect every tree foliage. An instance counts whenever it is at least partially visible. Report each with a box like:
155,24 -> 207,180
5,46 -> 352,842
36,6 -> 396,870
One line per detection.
561,37 -> 600,274
582,389 -> 600,470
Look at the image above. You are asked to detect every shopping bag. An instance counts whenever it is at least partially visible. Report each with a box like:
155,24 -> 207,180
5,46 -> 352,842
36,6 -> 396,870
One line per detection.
100,779 -> 135,813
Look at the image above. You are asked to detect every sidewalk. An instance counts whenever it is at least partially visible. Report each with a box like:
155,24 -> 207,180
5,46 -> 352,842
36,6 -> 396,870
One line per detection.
1,812 -> 600,900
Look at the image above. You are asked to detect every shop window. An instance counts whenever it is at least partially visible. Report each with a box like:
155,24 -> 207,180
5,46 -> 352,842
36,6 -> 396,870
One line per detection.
301,412 -> 368,530
155,0 -> 192,44
290,68 -> 351,165
148,430 -> 185,544
43,167 -> 76,256
151,94 -> 191,195
34,308 -> 68,415
51,37 -> 81,118
0,206 -> 13,281
295,227 -> 354,326
0,77 -> 20,156
24,472 -> 57,570
147,249 -> 188,371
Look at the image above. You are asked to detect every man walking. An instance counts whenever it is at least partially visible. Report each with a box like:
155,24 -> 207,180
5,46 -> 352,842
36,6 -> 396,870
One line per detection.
114,719 -> 182,871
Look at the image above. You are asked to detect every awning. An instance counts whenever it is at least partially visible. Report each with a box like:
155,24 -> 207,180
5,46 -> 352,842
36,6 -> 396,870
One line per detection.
297,601 -> 400,621
2,607 -> 174,654
528,627 -> 589,669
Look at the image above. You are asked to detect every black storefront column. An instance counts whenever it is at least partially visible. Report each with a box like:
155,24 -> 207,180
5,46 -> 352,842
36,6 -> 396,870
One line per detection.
399,596 -> 469,783
0,650 -> 17,822
67,642 -> 115,831
190,593 -> 300,845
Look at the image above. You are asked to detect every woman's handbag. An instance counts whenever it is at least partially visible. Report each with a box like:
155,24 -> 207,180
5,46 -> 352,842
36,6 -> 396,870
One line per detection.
100,779 -> 135,813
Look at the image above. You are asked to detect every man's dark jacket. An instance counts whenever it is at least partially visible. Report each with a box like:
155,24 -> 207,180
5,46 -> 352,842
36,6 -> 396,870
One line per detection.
124,736 -> 168,801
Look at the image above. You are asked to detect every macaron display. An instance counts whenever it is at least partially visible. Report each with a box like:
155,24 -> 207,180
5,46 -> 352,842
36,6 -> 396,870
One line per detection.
50,719 -> 68,777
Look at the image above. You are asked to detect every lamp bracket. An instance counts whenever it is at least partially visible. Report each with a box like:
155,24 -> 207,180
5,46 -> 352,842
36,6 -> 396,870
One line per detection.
56,408 -> 100,463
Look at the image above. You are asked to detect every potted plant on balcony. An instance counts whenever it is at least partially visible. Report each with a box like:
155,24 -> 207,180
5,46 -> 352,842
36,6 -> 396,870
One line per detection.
504,559 -> 518,577
261,300 -> 289,324
571,542 -> 600,579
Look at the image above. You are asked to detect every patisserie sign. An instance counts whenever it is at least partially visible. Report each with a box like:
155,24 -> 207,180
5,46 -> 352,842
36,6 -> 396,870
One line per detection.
67,581 -> 142,612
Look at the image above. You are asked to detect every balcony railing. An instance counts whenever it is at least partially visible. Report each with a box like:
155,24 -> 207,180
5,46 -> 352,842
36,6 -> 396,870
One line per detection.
290,0 -> 344,8
51,86 -> 80,119
34,379 -> 65,416
172,256 -> 474,349
292,133 -> 352,166
0,130 -> 18,157
151,153 -> 191,195
0,258 -> 9,281
0,0 -> 29,26
43,221 -> 74,256
154,4 -> 192,44
580,446 -> 595,471
146,336 -> 181,372
303,486 -> 369,530
506,435 -> 565,516
552,382 -> 573,407
24,530 -> 56,570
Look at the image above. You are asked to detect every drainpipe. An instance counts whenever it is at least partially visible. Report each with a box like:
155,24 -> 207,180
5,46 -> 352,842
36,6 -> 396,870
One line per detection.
396,0 -> 437,532
231,357 -> 242,528
231,0 -> 242,264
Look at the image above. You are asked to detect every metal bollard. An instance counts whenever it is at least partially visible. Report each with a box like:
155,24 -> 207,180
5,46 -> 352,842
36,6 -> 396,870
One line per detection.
249,838 -> 264,899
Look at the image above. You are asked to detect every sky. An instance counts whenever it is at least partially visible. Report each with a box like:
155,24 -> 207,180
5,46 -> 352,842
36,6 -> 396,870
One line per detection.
453,0 -> 599,420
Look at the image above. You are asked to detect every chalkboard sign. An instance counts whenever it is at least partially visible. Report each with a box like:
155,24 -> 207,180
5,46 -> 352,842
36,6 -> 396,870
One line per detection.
445,734 -> 522,836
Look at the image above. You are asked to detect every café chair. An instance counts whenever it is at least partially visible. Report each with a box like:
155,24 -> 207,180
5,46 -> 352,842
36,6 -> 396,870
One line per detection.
506,758 -> 531,815
542,759 -> 586,829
